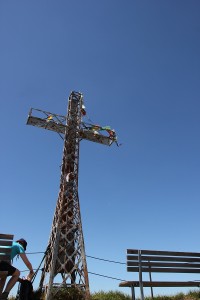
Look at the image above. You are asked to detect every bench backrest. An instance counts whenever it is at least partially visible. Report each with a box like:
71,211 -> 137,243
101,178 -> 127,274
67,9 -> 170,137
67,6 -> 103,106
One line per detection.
127,249 -> 200,273
0,234 -> 14,295
0,234 -> 14,263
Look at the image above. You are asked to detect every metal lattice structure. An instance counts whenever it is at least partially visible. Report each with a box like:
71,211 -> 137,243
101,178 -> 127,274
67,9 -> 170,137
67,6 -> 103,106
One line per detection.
27,91 -> 117,300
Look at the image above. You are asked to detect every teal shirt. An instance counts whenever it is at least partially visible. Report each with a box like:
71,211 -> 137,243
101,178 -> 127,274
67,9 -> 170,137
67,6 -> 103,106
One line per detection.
11,242 -> 25,260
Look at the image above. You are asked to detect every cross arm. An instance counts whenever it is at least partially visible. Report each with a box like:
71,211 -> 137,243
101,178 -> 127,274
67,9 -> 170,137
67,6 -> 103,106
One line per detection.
26,108 -> 115,146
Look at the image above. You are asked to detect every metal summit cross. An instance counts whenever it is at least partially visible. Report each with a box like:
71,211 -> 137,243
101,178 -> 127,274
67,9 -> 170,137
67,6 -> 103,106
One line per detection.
26,91 -> 117,300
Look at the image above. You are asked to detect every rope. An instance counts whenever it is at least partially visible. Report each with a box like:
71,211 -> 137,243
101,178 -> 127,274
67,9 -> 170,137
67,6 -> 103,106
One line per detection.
86,255 -> 126,265
26,251 -> 126,265
20,251 -> 126,284
88,271 -> 126,281
20,269 -> 126,282
30,246 -> 50,283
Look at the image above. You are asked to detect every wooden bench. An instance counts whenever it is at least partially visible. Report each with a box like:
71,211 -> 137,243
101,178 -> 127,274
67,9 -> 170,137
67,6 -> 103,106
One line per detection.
119,249 -> 200,300
0,234 -> 14,296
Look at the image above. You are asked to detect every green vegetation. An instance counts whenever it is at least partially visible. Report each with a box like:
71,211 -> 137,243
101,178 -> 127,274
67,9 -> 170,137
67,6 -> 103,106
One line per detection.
91,290 -> 131,300
90,290 -> 200,300
8,289 -> 200,300
142,290 -> 200,300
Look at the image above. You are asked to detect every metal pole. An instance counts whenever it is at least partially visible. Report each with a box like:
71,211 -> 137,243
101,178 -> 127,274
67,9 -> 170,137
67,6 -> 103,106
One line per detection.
138,250 -> 144,300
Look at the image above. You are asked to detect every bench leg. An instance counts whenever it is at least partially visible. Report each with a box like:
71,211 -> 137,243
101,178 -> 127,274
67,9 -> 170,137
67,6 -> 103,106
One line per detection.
139,284 -> 144,300
131,286 -> 135,300
150,286 -> 154,299
138,250 -> 144,300
148,269 -> 154,299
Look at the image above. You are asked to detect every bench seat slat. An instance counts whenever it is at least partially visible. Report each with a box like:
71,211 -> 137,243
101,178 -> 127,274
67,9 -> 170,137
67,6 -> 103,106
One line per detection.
127,266 -> 200,273
0,234 -> 13,240
0,241 -> 13,247
119,281 -> 200,288
127,249 -> 200,257
0,248 -> 12,254
127,255 -> 200,263
127,261 -> 200,269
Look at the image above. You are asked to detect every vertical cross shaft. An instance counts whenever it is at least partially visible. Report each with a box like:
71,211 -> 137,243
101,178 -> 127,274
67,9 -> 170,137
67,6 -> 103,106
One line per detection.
27,90 -> 117,300
40,91 -> 89,299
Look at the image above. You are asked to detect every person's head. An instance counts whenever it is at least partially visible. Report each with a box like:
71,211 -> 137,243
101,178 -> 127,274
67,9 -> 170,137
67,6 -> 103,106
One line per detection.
16,238 -> 27,251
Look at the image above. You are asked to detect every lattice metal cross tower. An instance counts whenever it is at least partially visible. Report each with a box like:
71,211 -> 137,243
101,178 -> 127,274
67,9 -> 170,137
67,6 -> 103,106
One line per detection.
27,91 -> 117,300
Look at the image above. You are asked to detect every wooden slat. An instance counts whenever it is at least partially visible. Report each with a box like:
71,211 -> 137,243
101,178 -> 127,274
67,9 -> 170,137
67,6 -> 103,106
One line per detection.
127,255 -> 138,261
127,249 -> 200,257
127,261 -> 200,269
127,249 -> 138,255
127,255 -> 200,263
141,250 -> 200,257
119,281 -> 200,288
0,248 -> 12,254
0,241 -> 13,247
0,234 -> 13,240
127,267 -> 200,273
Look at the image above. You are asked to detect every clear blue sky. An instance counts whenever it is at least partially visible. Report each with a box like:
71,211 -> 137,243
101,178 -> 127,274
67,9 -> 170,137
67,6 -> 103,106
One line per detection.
1,0 -> 200,298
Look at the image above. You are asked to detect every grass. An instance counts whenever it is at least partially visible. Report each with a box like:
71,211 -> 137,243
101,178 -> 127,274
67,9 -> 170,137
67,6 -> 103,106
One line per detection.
143,290 -> 200,300
8,289 -> 200,300
91,291 -> 131,300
